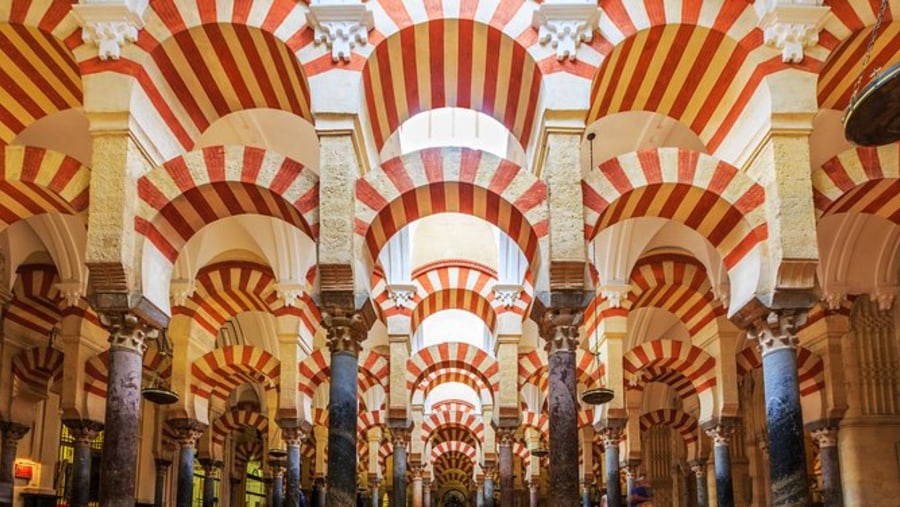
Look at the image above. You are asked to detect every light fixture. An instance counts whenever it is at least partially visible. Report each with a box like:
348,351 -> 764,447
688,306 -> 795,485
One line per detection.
843,0 -> 899,146
142,328 -> 180,405
581,237 -> 615,406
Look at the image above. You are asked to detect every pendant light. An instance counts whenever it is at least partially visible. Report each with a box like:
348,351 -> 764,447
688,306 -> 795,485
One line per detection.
141,328 -> 180,405
580,201 -> 614,406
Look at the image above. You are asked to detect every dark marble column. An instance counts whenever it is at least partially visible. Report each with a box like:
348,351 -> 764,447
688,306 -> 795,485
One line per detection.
271,463 -> 285,507
200,460 -> 221,507
497,428 -> 516,507
689,459 -> 708,507
811,426 -> 842,507
423,479 -> 432,507
313,477 -> 326,507
528,481 -> 538,507
63,420 -> 103,507
750,313 -> 811,506
600,425 -> 625,507
537,307 -> 581,506
324,307 -> 369,507
154,459 -> 171,507
280,425 -> 306,507
679,464 -> 691,507
0,421 -> 29,506
411,465 -> 424,507
390,427 -> 411,507
704,423 -> 736,507
263,477 -> 274,506
98,314 -> 156,507
483,467 -> 496,507
167,419 -> 207,507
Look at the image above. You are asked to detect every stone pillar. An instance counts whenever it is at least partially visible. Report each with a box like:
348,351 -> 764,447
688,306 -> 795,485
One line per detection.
476,479 -> 485,507
272,465 -> 285,507
748,312 -> 811,506
62,420 -> 102,507
483,467 -> 496,507
323,308 -> 370,507
600,425 -> 624,507
369,476 -> 380,507
312,477 -> 325,507
391,427 -> 411,507
411,465 -> 424,507
423,479 -> 432,507
98,314 -> 157,507
201,460 -> 222,507
623,465 -> 637,507
280,425 -> 306,507
535,307 -> 581,506
689,460 -> 708,507
0,421 -> 29,505
167,419 -> 207,507
528,481 -> 538,507
154,459 -> 171,507
811,426 -> 842,507
497,428 -> 516,507
704,423 -> 737,507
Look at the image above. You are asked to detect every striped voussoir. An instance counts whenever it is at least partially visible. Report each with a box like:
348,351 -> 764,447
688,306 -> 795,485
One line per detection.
520,411 -> 549,435
407,342 -> 499,402
630,365 -> 700,403
623,339 -> 717,395
357,411 -> 384,437
296,349 -> 388,399
411,289 -> 498,336
232,438 -> 263,467
431,440 -> 478,463
812,143 -> 900,223
421,410 -> 485,444
136,145 -> 319,263
0,20 -> 81,143
211,409 -> 269,445
12,346 -> 63,392
362,18 -> 542,152
736,345 -> 826,397
583,148 -> 767,270
191,345 -> 280,400
83,346 -> 172,398
818,20 -> 900,111
431,399 -> 477,415
356,147 -> 547,266
628,253 -> 726,336
6,264 -> 61,335
639,408 -> 698,444
433,449 -> 476,479
0,146 -> 90,230
582,293 -> 629,340
511,441 -> 531,467
414,366 -> 492,406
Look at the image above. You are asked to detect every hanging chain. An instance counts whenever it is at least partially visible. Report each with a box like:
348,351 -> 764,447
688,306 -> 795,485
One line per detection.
847,0 -> 889,116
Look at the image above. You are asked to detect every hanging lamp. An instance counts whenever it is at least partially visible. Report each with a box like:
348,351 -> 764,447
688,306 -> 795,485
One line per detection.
843,0 -> 900,146
141,327 -> 180,405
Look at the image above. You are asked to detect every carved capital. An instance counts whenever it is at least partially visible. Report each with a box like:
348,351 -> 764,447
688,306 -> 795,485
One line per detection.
810,426 -> 838,448
822,289 -> 848,310
531,0 -> 599,61
166,419 -> 207,448
275,282 -> 308,308
872,286 -> 897,311
410,463 -> 425,480
537,307 -> 583,353
55,281 -> 84,307
386,284 -> 417,309
322,305 -> 374,354
483,464 -> 498,482
278,420 -> 309,447
703,422 -> 737,447
72,0 -> 147,60
423,478 -> 432,491
390,426 -> 412,448
622,465 -> 640,479
754,0 -> 830,63
62,419 -> 103,446
307,0 -> 375,62
492,284 -> 523,309
688,459 -> 706,478
169,278 -> 196,307
0,422 -> 29,446
101,312 -> 158,354
598,424 -> 624,449
598,284 -> 630,309
747,310 -> 806,357
496,427 -> 517,447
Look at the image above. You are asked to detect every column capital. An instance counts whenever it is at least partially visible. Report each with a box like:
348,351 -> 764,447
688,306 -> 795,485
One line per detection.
321,303 -> 376,354
410,463 -> 425,480
99,311 -> 159,354
390,425 -> 412,448
742,309 -> 807,356
62,419 -> 103,445
598,423 -> 625,449
154,458 -> 172,469
689,459 -> 707,477
495,426 -> 518,446
279,424 -> 308,446
702,418 -> 740,447
0,422 -> 29,445
534,306 -> 583,353
809,426 -> 839,448
166,419 -> 207,448
483,464 -> 499,482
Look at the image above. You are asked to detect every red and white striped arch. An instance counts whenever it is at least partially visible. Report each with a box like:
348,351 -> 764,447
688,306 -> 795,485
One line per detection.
511,441 -> 531,468
433,449 -> 476,481
136,145 -> 319,263
362,19 -> 542,152
413,366 -> 492,407
628,254 -> 726,336
211,409 -> 268,445
736,345 -> 825,398
356,147 -> 548,268
628,365 -> 699,402
623,339 -> 716,395
812,144 -> 900,224
431,399 -> 477,415
191,345 -> 280,400
12,346 -> 63,392
5,264 -> 61,335
84,346 -> 171,398
583,148 -> 767,271
411,289 -> 497,336
233,438 -> 263,466
431,441 -> 478,463
358,411 -> 384,437
297,349 -> 388,399
520,411 -> 549,435
421,410 -> 485,444
0,10 -> 82,143
430,425 -> 480,450
639,409 -> 698,444
407,343 -> 499,402
0,146 -> 90,230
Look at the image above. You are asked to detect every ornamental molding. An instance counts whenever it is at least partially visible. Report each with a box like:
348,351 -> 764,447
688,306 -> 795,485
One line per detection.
754,0 -> 831,63
492,284 -> 523,309
307,0 -> 375,62
872,286 -> 897,311
822,288 -> 848,310
386,283 -> 417,309
599,283 -> 630,308
170,279 -> 196,307
54,281 -> 84,307
531,0 -> 599,61
72,0 -> 148,61
274,282 -> 308,308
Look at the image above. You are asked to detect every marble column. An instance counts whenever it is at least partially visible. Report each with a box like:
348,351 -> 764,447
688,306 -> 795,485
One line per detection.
537,308 -> 581,506
476,479 -> 485,507
750,313 -> 811,506
323,308 -> 368,507
154,459 -> 171,507
62,420 -> 102,507
271,463 -> 285,507
600,425 -> 625,507
680,465 -> 691,507
623,465 -> 637,507
313,477 -> 326,507
704,423 -> 736,507
497,428 -> 516,507
581,480 -> 590,507
98,314 -> 156,507
0,422 -> 29,506
167,419 -> 207,507
281,425 -> 306,507
689,460 -> 708,507
411,465 -> 424,507
483,467 -> 496,507
201,460 -> 221,507
811,426 -> 842,507
369,476 -> 381,507
423,479 -> 432,507
391,427 -> 411,507
528,481 -> 538,507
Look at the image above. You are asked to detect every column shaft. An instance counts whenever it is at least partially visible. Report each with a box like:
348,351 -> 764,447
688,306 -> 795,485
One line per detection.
229,478 -> 241,507
0,423 -> 27,507
202,464 -> 219,507
272,472 -> 284,507
154,460 -> 170,507
484,477 -> 495,507
476,485 -> 484,507
812,428 -> 842,507
71,439 -> 94,507
581,483 -> 590,507
604,440 -> 621,507
691,462 -> 708,507
529,485 -> 538,507
392,441 -> 408,507
547,349 -> 578,505
176,446 -> 195,507
412,476 -> 423,507
286,443 -> 301,507
423,483 -> 431,507
713,444 -> 734,507
499,442 -> 514,507
326,351 -> 359,506
625,471 -> 634,507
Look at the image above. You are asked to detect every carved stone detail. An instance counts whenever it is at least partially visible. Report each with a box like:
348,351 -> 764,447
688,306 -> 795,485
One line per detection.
274,282 -> 307,308
810,426 -> 838,448
689,459 -> 706,478
386,284 -> 417,309
281,426 -> 306,447
492,284 -> 523,309
321,306 -> 374,354
598,284 -> 630,309
872,286 -> 897,311
390,427 -> 412,448
754,0 -> 831,63
531,0 -> 599,61
307,0 -> 375,62
170,278 -> 196,307
822,289 -> 847,310
703,422 -> 737,447
63,419 -> 104,446
166,419 -> 207,448
0,422 -> 30,445
410,463 -> 425,480
598,425 -> 624,449
55,281 -> 84,307
101,312 -> 158,354
72,0 -> 148,61
747,310 -> 806,356
496,427 -> 517,446
537,307 -> 583,353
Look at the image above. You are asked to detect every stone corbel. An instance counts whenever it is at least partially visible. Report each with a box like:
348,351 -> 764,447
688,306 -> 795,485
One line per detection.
169,278 -> 196,307
531,0 -> 599,61
822,288 -> 847,310
754,0 -> 831,63
492,284 -> 523,309
713,283 -> 730,309
598,284 -> 630,308
386,283 -> 417,309
55,281 -> 84,307
307,0 -> 375,62
274,282 -> 308,308
72,0 -> 148,61
872,286 -> 897,311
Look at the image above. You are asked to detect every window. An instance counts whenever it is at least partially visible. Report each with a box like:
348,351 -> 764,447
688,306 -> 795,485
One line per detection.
245,461 -> 266,507
55,425 -> 103,507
